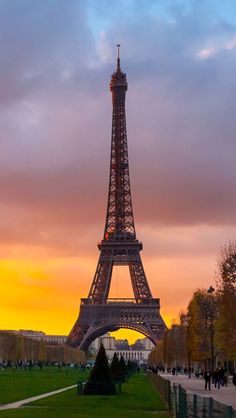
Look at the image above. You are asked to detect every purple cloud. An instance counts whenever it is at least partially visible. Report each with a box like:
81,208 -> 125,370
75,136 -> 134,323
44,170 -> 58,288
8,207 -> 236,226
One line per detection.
0,0 -> 235,256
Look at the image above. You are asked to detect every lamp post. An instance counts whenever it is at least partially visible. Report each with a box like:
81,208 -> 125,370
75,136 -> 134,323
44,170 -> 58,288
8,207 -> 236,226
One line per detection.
186,313 -> 191,378
207,285 -> 215,373
188,349 -> 191,379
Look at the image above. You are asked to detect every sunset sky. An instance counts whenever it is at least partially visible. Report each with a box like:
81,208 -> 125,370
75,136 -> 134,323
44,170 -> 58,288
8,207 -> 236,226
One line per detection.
0,0 -> 236,343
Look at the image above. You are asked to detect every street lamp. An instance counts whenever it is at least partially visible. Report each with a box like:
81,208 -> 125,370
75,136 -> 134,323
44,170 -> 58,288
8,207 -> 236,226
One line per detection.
188,348 -> 191,379
186,313 -> 191,379
207,285 -> 215,373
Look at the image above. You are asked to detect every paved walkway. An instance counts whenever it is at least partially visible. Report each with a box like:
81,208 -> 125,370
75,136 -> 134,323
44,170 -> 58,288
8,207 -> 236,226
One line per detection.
0,384 -> 76,411
162,373 -> 236,409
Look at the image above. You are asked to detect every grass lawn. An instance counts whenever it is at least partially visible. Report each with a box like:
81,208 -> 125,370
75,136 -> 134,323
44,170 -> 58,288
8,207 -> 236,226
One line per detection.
0,366 -> 88,404
0,373 -> 169,418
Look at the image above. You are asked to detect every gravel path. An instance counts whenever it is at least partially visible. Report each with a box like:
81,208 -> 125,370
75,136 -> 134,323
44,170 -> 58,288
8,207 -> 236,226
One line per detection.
162,373 -> 236,409
0,384 -> 76,411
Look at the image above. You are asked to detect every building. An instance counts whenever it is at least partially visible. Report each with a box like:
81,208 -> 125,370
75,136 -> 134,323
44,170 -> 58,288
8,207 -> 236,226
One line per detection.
89,333 -> 116,351
14,330 -> 67,345
14,330 -> 153,363
131,338 -> 154,351
115,339 -> 130,350
89,333 -> 153,364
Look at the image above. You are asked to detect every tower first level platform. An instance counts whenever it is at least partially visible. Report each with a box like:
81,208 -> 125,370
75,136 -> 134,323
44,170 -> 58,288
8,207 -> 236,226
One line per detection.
68,298 -> 166,351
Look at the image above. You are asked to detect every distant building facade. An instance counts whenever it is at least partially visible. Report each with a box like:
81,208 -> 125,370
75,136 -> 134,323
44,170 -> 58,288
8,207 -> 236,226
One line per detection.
89,333 -> 154,363
14,330 -> 67,345
14,330 -> 153,363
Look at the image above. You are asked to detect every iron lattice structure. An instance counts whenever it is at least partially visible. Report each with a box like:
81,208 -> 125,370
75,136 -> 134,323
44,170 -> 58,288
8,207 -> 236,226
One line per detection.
67,48 -> 166,350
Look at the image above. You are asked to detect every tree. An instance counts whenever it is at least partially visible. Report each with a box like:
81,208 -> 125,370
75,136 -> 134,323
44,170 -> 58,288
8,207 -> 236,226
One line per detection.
0,331 -> 85,365
216,242 -> 236,361
187,289 -> 218,368
217,241 -> 236,287
15,334 -> 24,362
83,344 -> 116,395
119,354 -> 128,381
148,313 -> 188,369
38,338 -> 46,363
110,352 -> 123,382
148,339 -> 164,367
127,359 -> 138,374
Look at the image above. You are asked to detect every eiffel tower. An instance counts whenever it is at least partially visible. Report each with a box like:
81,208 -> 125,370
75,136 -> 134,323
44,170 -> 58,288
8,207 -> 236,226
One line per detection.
67,46 -> 166,350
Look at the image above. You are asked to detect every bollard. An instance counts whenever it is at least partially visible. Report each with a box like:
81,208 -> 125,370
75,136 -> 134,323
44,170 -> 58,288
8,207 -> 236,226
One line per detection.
226,406 -> 233,418
77,380 -> 83,395
208,397 -> 213,418
193,394 -> 197,418
173,384 -> 178,416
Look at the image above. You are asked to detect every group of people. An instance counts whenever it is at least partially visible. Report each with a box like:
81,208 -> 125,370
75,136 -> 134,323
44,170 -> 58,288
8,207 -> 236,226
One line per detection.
204,367 -> 228,390
148,365 -> 165,374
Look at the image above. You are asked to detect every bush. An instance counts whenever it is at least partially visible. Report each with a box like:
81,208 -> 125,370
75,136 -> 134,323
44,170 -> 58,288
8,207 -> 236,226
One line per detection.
119,354 -> 128,381
111,352 -> 123,382
83,344 -> 116,395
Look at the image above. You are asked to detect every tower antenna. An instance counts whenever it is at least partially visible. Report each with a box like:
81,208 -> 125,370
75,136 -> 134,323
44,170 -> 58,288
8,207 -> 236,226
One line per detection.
116,43 -> 121,71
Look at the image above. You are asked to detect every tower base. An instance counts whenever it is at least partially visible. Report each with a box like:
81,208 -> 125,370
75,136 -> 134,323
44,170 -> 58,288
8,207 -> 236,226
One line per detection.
67,298 -> 166,350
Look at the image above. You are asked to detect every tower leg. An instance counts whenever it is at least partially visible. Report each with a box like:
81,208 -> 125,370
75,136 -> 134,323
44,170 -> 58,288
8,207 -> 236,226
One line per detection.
129,255 -> 152,300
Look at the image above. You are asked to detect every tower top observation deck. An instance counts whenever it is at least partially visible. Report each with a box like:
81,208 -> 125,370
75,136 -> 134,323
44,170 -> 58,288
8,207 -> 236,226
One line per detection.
110,44 -> 127,104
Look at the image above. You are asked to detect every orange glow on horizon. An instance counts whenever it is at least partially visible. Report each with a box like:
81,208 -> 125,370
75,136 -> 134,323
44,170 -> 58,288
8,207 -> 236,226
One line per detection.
0,226 -> 221,344
0,255 -> 175,341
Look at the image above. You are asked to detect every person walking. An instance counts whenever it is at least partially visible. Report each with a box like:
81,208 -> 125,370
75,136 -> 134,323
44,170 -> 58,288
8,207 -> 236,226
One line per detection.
218,367 -> 225,387
204,369 -> 212,390
213,368 -> 220,389
233,372 -> 236,386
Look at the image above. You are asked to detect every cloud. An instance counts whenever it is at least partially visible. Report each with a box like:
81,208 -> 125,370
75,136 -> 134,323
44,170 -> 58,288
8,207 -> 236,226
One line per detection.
0,0 -> 94,106
197,34 -> 236,59
197,47 -> 218,59
0,0 -> 235,256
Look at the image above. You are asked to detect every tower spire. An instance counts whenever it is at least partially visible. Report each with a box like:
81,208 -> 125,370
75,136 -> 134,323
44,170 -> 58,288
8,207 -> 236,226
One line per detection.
116,43 -> 121,71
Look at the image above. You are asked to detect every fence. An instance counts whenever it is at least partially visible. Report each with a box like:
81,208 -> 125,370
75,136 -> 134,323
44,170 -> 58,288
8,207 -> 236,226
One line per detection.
149,373 -> 172,411
150,374 -> 236,418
